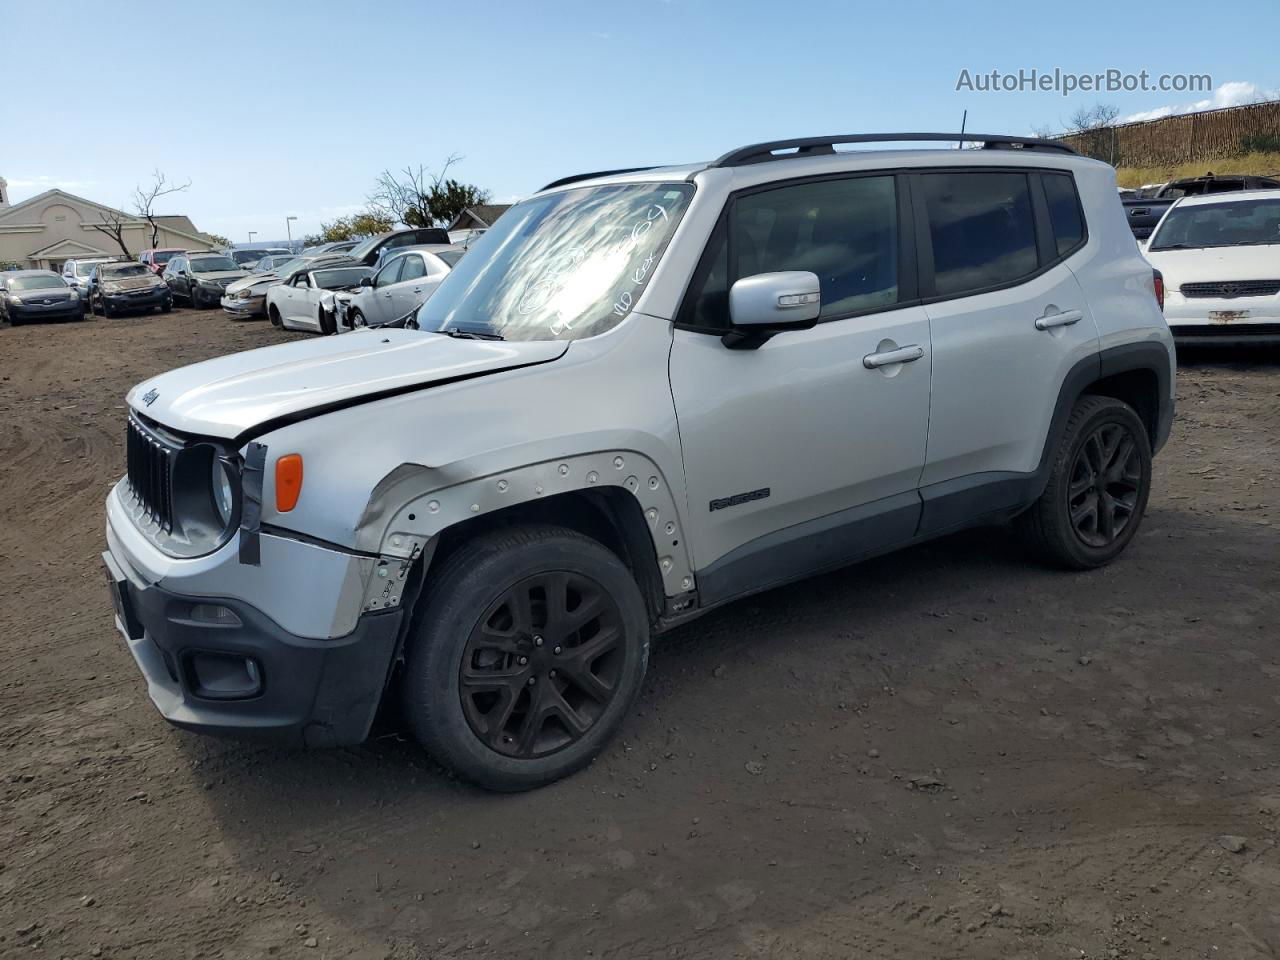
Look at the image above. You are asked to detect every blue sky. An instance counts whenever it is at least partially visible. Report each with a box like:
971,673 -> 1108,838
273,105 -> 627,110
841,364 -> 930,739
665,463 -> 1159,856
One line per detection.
3,0 -> 1274,242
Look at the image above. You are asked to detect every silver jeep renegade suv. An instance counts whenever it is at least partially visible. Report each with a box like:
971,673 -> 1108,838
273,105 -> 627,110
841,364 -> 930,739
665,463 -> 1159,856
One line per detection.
103,133 -> 1175,790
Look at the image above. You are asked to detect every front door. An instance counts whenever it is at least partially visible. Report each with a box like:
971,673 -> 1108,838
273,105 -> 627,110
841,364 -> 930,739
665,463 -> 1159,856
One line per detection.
668,173 -> 932,600
366,256 -> 405,324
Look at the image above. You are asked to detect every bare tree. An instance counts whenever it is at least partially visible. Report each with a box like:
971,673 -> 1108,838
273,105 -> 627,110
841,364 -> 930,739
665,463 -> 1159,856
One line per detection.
1055,103 -> 1122,164
1066,103 -> 1120,134
88,206 -> 134,258
369,154 -> 491,228
133,169 -> 191,250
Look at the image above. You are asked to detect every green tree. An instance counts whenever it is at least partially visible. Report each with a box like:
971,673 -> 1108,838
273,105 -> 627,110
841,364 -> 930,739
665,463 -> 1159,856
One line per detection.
369,154 -> 492,228
315,209 -> 394,243
205,232 -> 233,251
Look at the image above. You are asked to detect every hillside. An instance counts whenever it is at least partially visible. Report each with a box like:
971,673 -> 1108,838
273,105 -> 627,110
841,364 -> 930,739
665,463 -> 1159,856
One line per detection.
1115,150 -> 1280,189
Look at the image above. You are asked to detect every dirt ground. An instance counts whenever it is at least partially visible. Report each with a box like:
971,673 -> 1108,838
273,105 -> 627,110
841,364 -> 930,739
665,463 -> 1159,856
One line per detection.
1,307 -> 1278,960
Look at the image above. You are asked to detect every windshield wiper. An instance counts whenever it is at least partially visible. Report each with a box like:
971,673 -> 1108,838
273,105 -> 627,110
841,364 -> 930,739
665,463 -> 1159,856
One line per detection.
438,326 -> 505,341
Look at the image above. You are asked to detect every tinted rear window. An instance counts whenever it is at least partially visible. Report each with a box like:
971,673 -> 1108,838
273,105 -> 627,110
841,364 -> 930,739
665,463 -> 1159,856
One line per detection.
1043,173 -> 1085,256
920,172 -> 1038,297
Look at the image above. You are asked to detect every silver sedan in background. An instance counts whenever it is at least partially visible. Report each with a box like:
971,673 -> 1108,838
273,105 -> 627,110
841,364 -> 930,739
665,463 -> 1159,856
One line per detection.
338,245 -> 464,329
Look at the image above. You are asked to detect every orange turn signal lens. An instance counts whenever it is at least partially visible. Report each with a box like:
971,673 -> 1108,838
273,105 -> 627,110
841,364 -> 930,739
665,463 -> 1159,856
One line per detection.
275,454 -> 303,512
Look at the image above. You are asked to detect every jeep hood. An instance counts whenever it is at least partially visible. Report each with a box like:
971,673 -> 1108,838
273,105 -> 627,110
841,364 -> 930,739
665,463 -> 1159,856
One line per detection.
127,329 -> 569,441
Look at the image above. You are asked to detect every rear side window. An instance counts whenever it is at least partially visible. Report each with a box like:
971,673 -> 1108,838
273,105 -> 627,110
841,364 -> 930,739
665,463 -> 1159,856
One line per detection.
1043,173 -> 1085,256
682,175 -> 899,328
920,172 -> 1038,298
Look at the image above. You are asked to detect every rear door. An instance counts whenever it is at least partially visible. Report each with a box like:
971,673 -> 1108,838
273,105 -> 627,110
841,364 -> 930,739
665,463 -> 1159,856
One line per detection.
669,172 -> 932,597
913,168 -> 1100,532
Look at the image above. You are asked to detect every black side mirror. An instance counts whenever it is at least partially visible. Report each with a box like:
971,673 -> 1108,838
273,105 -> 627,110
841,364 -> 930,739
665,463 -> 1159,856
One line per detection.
360,276 -> 373,287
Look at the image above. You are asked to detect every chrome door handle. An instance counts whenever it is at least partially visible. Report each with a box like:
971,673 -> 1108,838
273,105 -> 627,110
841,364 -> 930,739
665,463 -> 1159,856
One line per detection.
863,344 -> 924,369
1035,309 -> 1083,330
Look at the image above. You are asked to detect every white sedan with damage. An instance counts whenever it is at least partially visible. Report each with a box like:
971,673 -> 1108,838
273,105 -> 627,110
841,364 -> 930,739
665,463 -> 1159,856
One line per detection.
265,264 -> 373,334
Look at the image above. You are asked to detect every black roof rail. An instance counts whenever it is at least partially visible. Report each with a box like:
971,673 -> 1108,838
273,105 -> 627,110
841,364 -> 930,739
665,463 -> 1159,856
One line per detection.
710,133 -> 1077,167
541,167 -> 658,191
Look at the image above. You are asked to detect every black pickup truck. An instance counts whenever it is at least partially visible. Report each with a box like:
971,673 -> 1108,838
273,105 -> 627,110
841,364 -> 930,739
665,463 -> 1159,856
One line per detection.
1123,174 -> 1280,239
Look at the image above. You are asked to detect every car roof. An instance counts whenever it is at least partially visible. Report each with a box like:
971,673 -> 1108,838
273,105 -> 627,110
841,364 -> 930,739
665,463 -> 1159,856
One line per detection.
385,244 -> 465,257
539,136 -> 1103,195
1176,189 -> 1280,207
6,269 -> 61,277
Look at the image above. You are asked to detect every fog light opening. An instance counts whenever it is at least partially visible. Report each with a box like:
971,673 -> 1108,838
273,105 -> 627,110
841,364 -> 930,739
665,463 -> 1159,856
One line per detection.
184,651 -> 263,700
189,603 -> 242,626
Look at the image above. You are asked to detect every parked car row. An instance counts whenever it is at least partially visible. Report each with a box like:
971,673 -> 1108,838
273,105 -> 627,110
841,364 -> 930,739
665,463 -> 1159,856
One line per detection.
1122,173 -> 1280,239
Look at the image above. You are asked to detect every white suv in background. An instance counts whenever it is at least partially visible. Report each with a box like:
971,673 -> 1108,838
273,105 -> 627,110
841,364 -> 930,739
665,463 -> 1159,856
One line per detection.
1144,190 -> 1280,345
104,133 -> 1174,791
62,257 -> 115,297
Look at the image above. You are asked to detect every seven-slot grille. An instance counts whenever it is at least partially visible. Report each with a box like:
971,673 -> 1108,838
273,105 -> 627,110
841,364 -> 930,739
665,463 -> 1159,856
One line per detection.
1181,279 -> 1280,299
126,414 -> 178,532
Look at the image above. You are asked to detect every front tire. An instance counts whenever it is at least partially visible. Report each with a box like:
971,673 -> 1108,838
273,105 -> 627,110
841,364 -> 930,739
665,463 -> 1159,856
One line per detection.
190,287 -> 203,309
1018,395 -> 1152,569
348,307 -> 365,328
268,304 -> 282,328
403,525 -> 650,792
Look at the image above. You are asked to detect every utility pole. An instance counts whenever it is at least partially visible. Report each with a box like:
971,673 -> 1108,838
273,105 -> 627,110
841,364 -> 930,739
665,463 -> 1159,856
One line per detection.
248,231 -> 257,245
286,216 -> 297,251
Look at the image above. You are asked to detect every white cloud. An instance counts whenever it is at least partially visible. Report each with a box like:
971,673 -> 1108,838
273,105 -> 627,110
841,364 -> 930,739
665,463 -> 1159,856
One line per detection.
6,174 -> 99,193
1121,81 -> 1279,123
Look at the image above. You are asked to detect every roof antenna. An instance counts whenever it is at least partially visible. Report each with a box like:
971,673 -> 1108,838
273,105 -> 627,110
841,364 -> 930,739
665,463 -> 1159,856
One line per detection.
957,110 -> 967,149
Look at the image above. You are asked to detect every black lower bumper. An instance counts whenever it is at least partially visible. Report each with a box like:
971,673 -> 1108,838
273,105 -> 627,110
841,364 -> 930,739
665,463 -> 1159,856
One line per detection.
9,302 -> 84,322
103,289 -> 170,312
103,551 -> 402,748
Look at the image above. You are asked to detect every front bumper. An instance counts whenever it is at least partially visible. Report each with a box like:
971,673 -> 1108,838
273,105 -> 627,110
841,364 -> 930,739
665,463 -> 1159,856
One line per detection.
104,549 -> 401,746
104,481 -> 400,747
221,294 -> 265,317
9,299 -> 83,321
1164,292 -> 1280,344
103,287 -> 170,311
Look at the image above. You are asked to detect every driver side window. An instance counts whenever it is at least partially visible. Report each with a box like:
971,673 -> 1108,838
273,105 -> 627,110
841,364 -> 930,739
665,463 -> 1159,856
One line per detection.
679,174 -> 900,329
375,258 -> 403,288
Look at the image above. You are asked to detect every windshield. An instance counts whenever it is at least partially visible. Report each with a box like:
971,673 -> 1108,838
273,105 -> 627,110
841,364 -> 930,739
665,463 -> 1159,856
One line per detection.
1150,198 -> 1280,250
75,262 -> 104,275
312,267 -> 372,289
345,234 -> 387,262
270,256 -> 312,276
232,250 -> 264,264
102,263 -> 151,279
152,251 -> 178,264
416,182 -> 694,341
10,275 -> 66,291
189,256 -> 239,273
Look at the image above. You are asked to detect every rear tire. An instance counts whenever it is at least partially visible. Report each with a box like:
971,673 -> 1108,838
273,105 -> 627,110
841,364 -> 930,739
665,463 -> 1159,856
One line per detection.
403,525 -> 650,792
1018,395 -> 1152,570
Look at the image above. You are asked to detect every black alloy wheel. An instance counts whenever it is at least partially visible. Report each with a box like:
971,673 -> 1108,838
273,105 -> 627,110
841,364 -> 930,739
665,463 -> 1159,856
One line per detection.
459,571 -> 625,759
1067,422 -> 1143,548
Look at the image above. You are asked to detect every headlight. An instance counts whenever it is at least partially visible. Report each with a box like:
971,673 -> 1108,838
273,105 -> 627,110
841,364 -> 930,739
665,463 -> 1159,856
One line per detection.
9,295 -> 24,304
165,445 -> 241,553
68,289 -> 79,299
199,279 -> 222,288
211,458 -> 235,525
